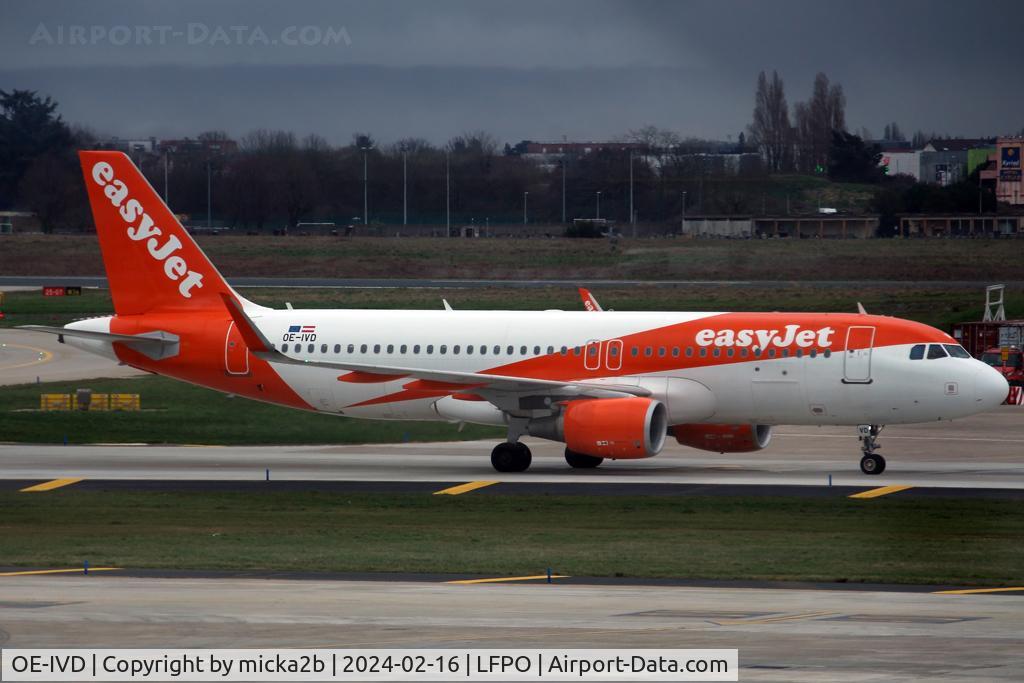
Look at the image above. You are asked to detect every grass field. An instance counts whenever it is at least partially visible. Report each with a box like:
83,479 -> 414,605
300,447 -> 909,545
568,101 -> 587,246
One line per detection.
4,234 -> 1024,281
0,375 -> 502,445
2,281 -> 1019,332
1,490 -> 1021,585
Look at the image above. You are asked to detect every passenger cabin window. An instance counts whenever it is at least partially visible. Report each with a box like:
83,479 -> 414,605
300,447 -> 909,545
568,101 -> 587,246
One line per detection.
307,344 -> 314,353
334,344 -> 341,353
927,344 -> 948,359
944,344 -> 971,359
321,344 -> 328,353
909,344 -> 925,360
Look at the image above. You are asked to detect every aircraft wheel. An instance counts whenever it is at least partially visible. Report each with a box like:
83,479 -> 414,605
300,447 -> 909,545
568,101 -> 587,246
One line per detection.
859,453 -> 886,475
565,448 -> 604,469
491,442 -> 532,472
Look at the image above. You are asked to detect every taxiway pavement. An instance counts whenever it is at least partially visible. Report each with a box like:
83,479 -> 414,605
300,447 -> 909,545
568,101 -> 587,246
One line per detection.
0,575 -> 1020,681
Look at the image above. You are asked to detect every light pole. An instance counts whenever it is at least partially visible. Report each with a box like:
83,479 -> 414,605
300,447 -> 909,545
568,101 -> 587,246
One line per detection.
680,190 -> 687,234
629,149 -> 635,237
206,160 -> 212,229
596,191 -> 601,220
523,191 -> 529,225
445,152 -> 451,238
402,147 -> 408,226
360,146 -> 372,226
561,158 -> 567,223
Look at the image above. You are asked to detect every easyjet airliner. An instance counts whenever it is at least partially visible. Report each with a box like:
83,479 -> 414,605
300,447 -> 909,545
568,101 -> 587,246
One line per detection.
22,152 -> 1009,475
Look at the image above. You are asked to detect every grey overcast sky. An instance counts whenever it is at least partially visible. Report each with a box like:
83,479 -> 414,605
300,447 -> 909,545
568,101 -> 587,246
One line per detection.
0,0 -> 1019,145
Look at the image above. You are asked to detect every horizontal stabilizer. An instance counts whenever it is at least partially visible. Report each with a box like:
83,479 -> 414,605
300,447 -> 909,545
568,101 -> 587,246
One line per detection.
19,325 -> 180,360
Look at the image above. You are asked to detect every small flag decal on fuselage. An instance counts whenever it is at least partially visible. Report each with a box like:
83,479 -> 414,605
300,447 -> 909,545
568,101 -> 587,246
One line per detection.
283,325 -> 317,342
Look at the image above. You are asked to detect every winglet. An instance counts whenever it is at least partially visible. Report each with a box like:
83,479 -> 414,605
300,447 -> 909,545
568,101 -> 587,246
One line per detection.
220,294 -> 274,353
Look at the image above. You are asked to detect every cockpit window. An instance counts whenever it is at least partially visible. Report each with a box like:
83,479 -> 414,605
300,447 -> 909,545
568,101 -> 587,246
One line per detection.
943,344 -> 971,359
909,344 -> 925,360
926,344 -> 948,359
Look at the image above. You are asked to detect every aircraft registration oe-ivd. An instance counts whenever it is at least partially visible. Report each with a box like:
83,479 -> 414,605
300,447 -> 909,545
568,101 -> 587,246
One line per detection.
22,151 -> 1009,475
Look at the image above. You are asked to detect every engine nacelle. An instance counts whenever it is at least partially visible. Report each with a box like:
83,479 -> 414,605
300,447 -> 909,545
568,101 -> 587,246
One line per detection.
671,423 -> 773,453
528,397 -> 668,459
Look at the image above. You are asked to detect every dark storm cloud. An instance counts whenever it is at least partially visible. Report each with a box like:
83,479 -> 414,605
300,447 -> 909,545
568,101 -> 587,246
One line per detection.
1,0 -> 1021,144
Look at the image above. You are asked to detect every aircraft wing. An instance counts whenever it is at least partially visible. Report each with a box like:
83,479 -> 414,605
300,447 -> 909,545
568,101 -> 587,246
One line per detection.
220,294 -> 648,401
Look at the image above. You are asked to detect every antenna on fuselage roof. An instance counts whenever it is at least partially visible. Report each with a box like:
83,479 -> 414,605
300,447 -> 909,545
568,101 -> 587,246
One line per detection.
856,302 -> 867,315
285,302 -> 294,310
442,299 -> 453,311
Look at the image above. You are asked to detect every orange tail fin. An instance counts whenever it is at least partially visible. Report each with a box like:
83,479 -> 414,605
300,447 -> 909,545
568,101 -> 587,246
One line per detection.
79,150 -> 234,315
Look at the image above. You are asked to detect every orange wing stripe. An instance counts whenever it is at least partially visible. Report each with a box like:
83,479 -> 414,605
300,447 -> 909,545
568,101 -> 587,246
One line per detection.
337,371 -> 409,383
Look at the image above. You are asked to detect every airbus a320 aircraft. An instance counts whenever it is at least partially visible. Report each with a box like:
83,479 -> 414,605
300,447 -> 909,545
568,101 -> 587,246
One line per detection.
23,152 -> 1009,475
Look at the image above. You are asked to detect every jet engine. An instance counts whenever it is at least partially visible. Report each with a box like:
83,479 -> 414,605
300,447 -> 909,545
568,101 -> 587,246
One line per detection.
670,423 -> 773,453
528,397 -> 667,459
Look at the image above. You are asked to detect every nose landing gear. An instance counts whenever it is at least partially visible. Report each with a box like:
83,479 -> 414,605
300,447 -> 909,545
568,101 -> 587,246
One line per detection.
857,424 -> 886,475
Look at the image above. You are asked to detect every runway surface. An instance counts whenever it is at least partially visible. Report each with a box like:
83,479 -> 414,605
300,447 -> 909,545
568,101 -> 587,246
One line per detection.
0,329 -> 144,386
1,406 -> 1022,491
0,575 -> 1020,681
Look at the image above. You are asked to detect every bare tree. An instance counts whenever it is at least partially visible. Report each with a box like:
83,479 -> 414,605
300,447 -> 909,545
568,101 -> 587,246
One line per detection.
446,130 -> 498,157
627,125 -> 681,151
801,73 -> 846,172
748,70 -> 791,172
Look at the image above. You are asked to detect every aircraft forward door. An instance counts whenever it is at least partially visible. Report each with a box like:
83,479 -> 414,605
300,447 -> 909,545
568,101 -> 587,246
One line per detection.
224,322 -> 250,375
843,326 -> 875,383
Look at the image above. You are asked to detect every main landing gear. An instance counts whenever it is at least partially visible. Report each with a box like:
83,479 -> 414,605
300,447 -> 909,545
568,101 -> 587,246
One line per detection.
491,442 -> 532,472
565,448 -> 604,469
857,424 -> 886,475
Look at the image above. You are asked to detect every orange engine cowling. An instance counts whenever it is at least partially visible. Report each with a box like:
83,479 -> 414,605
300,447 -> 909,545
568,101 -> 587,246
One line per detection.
562,397 -> 668,459
671,423 -> 773,453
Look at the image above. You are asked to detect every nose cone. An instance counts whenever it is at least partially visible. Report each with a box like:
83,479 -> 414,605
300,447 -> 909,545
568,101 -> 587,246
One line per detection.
975,364 -> 1009,410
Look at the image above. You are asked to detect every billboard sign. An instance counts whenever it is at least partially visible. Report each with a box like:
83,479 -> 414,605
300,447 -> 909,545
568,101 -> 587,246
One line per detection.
1002,146 -> 1022,181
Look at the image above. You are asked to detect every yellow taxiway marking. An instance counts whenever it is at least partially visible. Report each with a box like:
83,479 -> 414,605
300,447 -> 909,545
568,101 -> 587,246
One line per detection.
434,480 -> 499,496
0,343 -> 54,371
714,610 -> 836,626
849,485 -> 913,499
0,568 -> 121,577
446,575 -> 569,585
934,586 -> 1024,595
20,478 -> 84,492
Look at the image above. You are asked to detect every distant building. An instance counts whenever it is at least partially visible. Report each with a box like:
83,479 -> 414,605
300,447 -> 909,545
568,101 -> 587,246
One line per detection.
157,138 -> 239,156
993,137 -> 1023,206
879,148 -> 921,180
96,137 -> 157,155
516,140 -> 760,175
921,138 -> 995,186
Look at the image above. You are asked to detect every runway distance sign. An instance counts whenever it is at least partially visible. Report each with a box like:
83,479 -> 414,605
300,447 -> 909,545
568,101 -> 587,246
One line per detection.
41,286 -> 82,297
